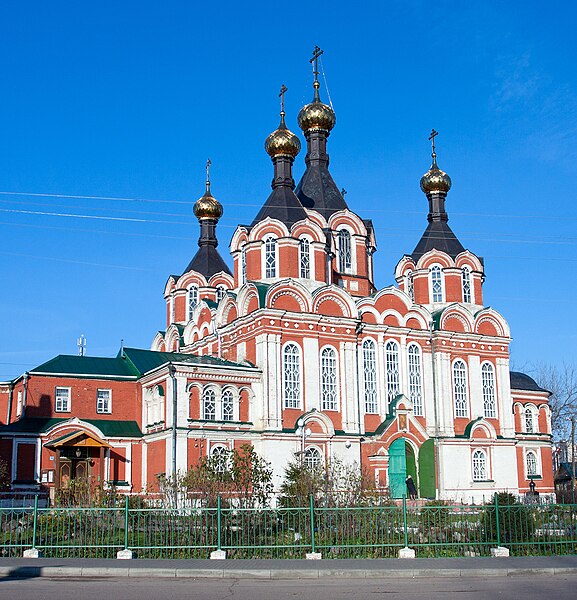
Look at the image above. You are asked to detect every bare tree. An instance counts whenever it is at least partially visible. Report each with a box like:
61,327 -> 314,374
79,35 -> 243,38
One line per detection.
534,363 -> 577,441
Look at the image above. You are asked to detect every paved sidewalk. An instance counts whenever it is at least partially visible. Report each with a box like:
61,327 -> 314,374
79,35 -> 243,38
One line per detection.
1,555 -> 577,579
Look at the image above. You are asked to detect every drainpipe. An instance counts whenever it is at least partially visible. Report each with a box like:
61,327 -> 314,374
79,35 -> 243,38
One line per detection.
22,372 -> 29,419
6,381 -> 14,424
429,321 -> 441,500
323,228 -> 334,284
168,364 -> 177,478
355,320 -> 363,436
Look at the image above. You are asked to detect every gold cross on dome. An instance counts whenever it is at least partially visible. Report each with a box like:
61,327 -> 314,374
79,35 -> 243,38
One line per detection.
279,84 -> 288,113
310,45 -> 324,82
428,129 -> 439,156
205,158 -> 211,187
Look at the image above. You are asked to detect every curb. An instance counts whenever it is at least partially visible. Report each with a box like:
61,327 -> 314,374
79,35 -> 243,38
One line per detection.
1,566 -> 577,579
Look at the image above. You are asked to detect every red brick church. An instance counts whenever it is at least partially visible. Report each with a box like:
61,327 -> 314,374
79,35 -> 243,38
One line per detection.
0,51 -> 554,503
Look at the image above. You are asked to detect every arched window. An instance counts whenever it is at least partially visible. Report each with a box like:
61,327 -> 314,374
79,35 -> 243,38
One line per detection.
526,451 -> 539,476
430,265 -> 443,303
188,285 -> 199,320
283,343 -> 301,409
222,389 -> 234,421
241,246 -> 247,284
482,363 -> 497,418
337,229 -> 352,273
304,446 -> 322,470
203,388 -> 216,420
216,286 -> 226,303
299,238 -> 311,279
321,347 -> 338,411
453,360 -> 469,418
408,344 -> 423,416
264,236 -> 277,278
462,266 -> 472,303
363,339 -> 378,414
210,445 -> 230,473
472,449 -> 487,481
385,340 -> 400,405
406,271 -> 414,302
525,407 -> 535,433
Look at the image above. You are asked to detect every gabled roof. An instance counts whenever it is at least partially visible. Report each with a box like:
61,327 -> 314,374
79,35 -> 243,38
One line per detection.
411,220 -> 466,262
295,164 -> 349,220
182,244 -> 232,279
251,186 -> 308,228
30,355 -> 139,379
510,371 -> 549,394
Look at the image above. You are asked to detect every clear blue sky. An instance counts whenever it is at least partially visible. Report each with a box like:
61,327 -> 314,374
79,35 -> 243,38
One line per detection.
0,1 -> 575,381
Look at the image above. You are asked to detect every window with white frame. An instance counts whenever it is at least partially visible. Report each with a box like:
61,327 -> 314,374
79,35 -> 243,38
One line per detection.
453,360 -> 469,418
363,339 -> 378,414
187,285 -> 199,320
97,389 -> 112,414
430,264 -> 443,302
264,236 -> 277,278
304,446 -> 322,470
299,238 -> 311,279
241,246 -> 247,284
526,450 -> 539,477
283,343 -> 301,409
337,229 -> 352,273
216,285 -> 226,303
408,344 -> 423,416
55,387 -> 71,412
481,363 -> 496,418
525,406 -> 536,433
406,271 -> 414,302
222,389 -> 234,421
472,449 -> 487,481
385,340 -> 400,405
210,445 -> 230,473
321,347 -> 338,411
203,388 -> 216,420
462,266 -> 472,303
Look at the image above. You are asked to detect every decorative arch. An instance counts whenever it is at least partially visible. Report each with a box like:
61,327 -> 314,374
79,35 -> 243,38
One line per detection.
294,410 -> 336,437
328,209 -> 368,236
417,249 -> 455,270
455,250 -> 484,273
230,225 -> 250,253
249,218 -> 289,242
439,305 -> 474,333
266,280 -> 312,313
290,219 -> 326,243
312,286 -> 357,319
474,308 -> 509,337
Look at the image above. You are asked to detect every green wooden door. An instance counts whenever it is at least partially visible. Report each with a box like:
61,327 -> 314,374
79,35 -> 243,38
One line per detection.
418,439 -> 436,499
388,438 -> 407,499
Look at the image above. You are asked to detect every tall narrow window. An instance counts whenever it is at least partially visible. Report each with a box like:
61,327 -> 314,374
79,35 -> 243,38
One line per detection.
321,347 -> 338,411
241,246 -> 247,284
462,266 -> 472,303
407,271 -> 414,302
299,238 -> 311,279
526,451 -> 538,476
222,389 -> 234,421
188,285 -> 199,320
264,237 -> 277,278
525,407 -> 535,433
472,449 -> 487,481
283,343 -> 301,409
430,265 -> 443,302
97,389 -> 112,414
203,388 -> 216,420
55,387 -> 71,412
216,286 -> 226,303
337,229 -> 352,273
482,363 -> 496,418
385,340 -> 400,405
408,344 -> 423,416
363,339 -> 378,414
453,360 -> 469,418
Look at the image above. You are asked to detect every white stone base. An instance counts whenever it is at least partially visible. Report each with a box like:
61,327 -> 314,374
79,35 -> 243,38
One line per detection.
116,549 -> 134,560
23,548 -> 42,558
398,546 -> 416,559
490,546 -> 510,557
306,552 -> 322,560
210,549 -> 227,560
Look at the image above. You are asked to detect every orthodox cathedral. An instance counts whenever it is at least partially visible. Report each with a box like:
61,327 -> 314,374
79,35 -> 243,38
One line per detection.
0,51 -> 554,502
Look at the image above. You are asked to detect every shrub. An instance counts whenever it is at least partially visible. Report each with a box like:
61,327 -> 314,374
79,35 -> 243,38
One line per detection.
481,492 -> 535,547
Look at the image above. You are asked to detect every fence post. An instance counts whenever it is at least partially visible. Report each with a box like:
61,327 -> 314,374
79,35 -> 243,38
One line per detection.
402,495 -> 409,548
23,494 -> 41,558
217,494 -> 222,551
304,494 -> 322,559
494,494 -> 501,547
116,495 -> 133,559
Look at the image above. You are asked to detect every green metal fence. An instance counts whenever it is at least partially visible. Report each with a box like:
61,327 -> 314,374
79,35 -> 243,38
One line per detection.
1,496 -> 577,559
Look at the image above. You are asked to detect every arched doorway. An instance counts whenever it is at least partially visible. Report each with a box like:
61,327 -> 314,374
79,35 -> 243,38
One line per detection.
389,438 -> 419,499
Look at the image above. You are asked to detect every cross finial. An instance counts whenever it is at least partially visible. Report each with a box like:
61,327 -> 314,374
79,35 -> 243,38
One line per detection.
205,158 -> 212,192
428,129 -> 439,163
341,187 -> 347,198
310,45 -> 324,100
279,84 -> 287,115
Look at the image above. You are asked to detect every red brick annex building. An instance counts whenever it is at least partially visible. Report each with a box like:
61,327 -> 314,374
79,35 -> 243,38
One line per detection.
0,56 -> 554,503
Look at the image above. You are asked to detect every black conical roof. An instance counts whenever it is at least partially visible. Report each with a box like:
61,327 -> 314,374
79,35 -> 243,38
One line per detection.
251,186 -> 308,228
411,220 -> 465,262
295,164 -> 348,220
183,245 -> 232,279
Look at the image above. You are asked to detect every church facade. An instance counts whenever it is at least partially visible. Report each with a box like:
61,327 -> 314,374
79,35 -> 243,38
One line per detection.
0,54 -> 554,503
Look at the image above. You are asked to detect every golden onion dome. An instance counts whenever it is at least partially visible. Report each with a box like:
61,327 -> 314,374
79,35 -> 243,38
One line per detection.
420,155 -> 452,194
264,112 -> 301,158
297,83 -> 336,134
193,185 -> 223,221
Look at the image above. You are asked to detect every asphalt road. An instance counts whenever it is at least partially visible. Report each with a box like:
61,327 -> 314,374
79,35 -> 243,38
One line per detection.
1,574 -> 577,600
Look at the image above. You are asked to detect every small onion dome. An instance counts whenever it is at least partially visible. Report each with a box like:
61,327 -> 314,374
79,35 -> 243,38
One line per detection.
264,113 -> 301,158
420,155 -> 452,194
193,186 -> 223,221
297,84 -> 336,134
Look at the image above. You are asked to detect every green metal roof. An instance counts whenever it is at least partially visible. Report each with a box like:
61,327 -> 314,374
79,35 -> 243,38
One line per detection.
31,355 -> 139,378
0,418 -> 143,438
253,282 -> 270,308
